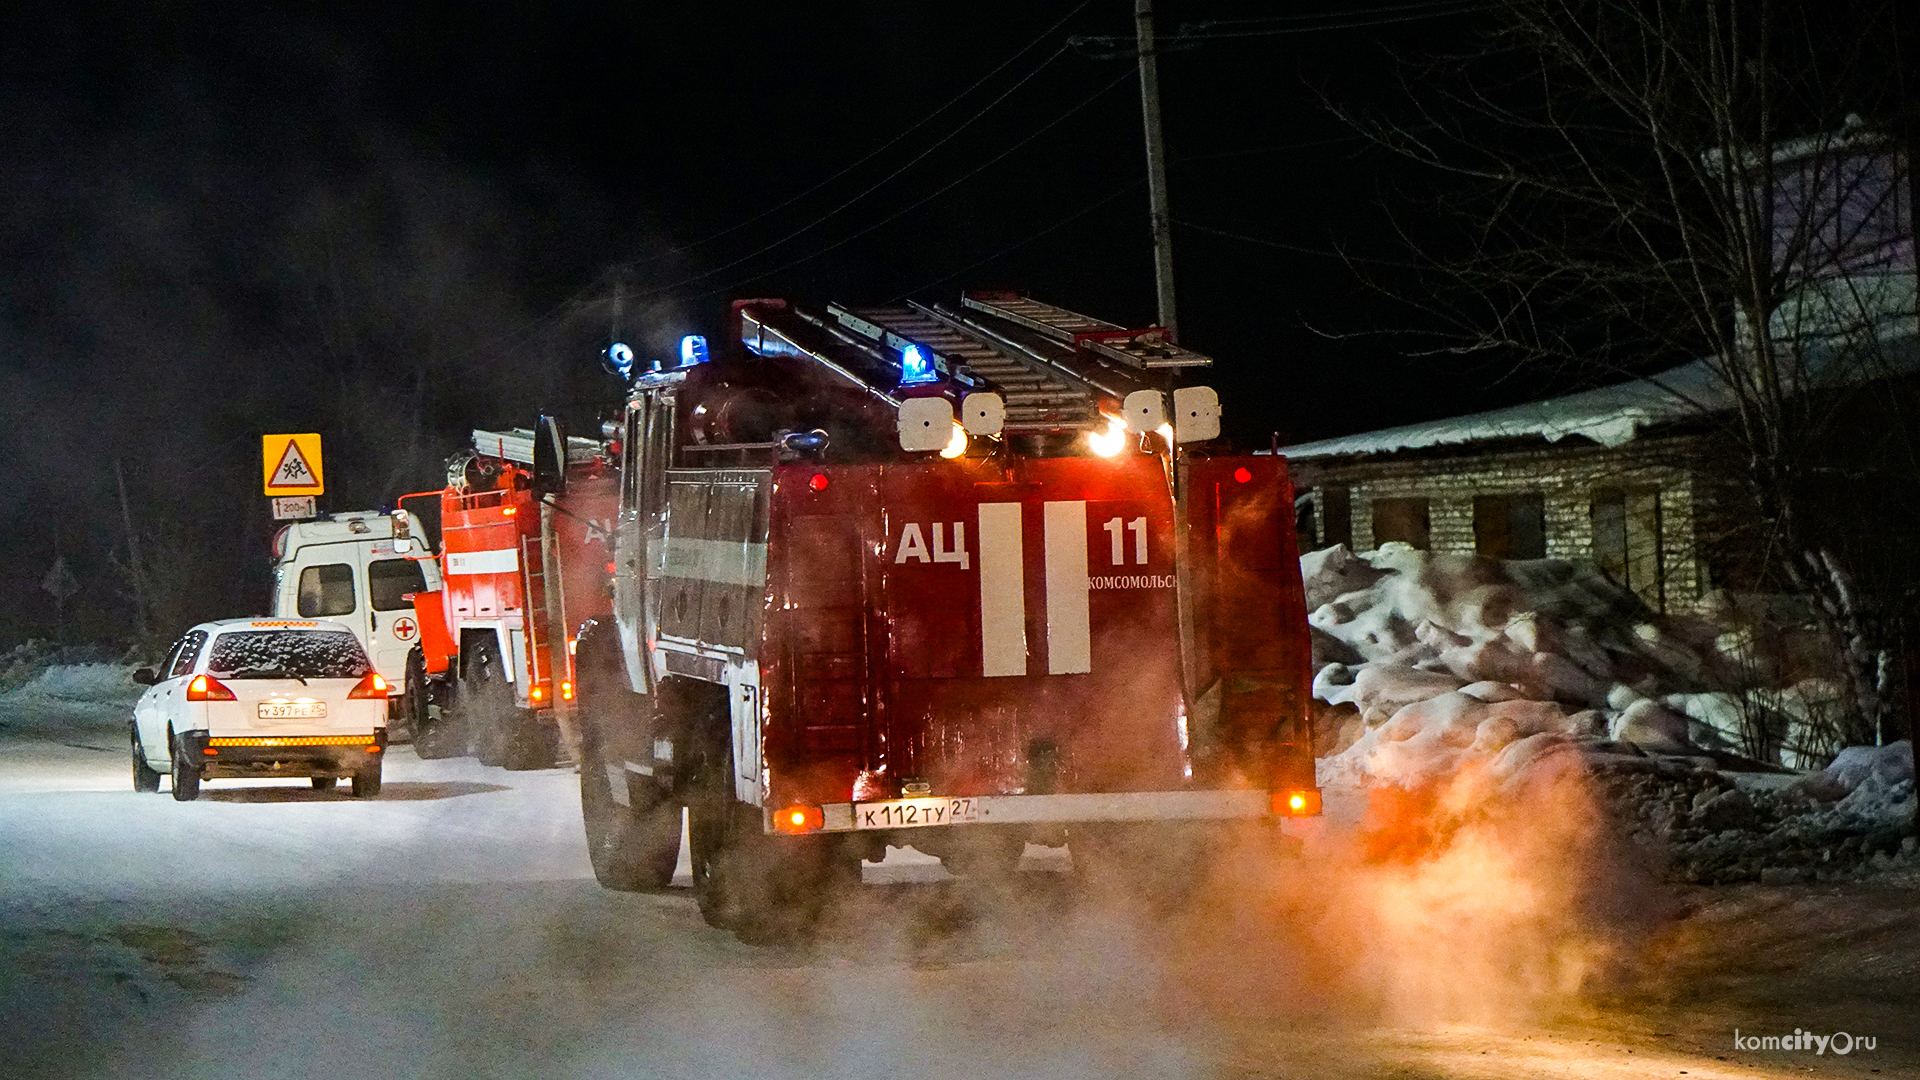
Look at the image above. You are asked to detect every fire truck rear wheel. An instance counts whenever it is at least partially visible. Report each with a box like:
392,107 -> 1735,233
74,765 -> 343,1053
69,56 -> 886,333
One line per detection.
465,637 -> 514,766
689,747 -> 856,944
501,713 -> 555,771
397,648 -> 428,741
578,731 -> 679,890
413,677 -> 464,760
575,630 -> 680,891
935,829 -> 1027,880
1069,823 -> 1213,909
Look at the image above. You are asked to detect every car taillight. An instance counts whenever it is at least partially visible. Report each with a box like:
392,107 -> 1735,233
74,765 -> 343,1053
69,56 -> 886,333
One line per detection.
348,672 -> 390,699
186,675 -> 236,701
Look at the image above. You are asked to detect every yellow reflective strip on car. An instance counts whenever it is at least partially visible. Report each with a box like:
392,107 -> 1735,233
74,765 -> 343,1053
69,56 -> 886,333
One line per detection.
207,735 -> 378,747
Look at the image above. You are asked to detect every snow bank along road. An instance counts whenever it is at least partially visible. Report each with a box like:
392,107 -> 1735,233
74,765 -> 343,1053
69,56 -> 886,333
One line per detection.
2,691 -> 1915,1080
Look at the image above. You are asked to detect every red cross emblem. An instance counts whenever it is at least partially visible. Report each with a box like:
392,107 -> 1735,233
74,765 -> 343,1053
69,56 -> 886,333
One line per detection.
392,616 -> 418,641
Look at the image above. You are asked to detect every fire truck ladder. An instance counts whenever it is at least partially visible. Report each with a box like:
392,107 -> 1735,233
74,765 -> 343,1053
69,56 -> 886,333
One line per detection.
827,302 -> 1101,433
520,533 -> 550,702
961,292 -> 1214,371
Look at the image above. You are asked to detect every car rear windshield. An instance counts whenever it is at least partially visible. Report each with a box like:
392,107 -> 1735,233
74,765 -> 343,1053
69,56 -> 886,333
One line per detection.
206,630 -> 372,679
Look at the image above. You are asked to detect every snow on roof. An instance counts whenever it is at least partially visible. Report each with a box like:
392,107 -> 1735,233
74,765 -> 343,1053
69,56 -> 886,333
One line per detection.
1276,358 -> 1728,460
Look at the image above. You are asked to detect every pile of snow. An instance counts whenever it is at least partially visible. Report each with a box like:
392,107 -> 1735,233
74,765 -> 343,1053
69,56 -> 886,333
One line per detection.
1598,742 -> 1914,884
1305,543 -> 1847,782
3,663 -> 143,705
1301,544 -> 1916,884
0,651 -> 141,737
1796,740 -> 1916,823
0,640 -> 128,693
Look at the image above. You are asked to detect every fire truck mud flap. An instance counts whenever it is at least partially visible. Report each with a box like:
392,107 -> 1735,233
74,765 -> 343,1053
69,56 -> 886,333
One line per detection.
821,789 -> 1289,832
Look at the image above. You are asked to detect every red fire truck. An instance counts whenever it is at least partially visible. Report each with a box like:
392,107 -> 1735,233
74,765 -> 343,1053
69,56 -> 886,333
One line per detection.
402,428 -> 619,770
566,292 -> 1319,940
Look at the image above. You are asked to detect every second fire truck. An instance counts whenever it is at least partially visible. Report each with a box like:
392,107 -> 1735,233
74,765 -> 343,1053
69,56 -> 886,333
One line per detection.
402,428 -> 618,769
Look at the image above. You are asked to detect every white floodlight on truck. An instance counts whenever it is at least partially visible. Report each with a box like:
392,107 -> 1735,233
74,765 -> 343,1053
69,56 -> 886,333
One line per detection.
960,392 -> 1006,436
897,397 -> 956,452
1172,385 -> 1221,443
1122,389 -> 1167,433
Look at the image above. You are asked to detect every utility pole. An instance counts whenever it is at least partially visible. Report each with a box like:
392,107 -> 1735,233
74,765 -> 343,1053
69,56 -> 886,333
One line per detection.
1135,0 -> 1178,341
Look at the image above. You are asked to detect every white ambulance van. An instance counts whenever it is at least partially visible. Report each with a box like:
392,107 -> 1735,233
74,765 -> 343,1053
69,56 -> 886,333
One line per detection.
270,510 -> 440,726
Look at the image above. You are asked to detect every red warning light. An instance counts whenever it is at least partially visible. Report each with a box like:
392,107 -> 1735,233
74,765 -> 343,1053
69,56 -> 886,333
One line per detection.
1233,467 -> 1253,484
809,474 -> 830,491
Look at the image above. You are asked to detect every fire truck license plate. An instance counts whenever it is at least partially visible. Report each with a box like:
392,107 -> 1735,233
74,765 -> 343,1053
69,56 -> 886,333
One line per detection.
853,797 -> 980,830
257,702 -> 326,719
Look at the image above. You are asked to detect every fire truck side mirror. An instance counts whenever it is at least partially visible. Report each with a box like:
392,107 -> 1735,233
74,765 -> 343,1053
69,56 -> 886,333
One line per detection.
897,397 -> 955,452
960,392 -> 1005,436
1122,390 -> 1166,433
533,414 -> 567,496
1172,386 -> 1221,443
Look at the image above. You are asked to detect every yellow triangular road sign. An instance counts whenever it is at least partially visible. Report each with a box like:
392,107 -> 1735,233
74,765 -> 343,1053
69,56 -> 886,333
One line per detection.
262,433 -> 324,495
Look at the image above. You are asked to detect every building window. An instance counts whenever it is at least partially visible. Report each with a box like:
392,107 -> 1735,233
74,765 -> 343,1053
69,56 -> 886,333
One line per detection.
1371,496 -> 1430,550
1592,488 -> 1664,610
1322,486 -> 1353,549
1474,493 -> 1546,559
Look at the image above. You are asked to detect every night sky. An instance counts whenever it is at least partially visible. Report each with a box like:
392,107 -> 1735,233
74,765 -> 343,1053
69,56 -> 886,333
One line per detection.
0,1 -> 1526,646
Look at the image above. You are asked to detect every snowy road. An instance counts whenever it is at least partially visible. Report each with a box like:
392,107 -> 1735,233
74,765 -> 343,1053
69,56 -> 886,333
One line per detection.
2,694 -> 1914,1080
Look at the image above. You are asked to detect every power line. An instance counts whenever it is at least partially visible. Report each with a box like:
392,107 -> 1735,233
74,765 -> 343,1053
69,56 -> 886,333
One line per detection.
1170,7 -> 1480,41
885,177 -> 1146,303
441,1 -> 1102,364
1176,218 -> 1424,269
1186,0 -> 1476,30
880,133 -> 1378,301
602,0 -> 1100,278
631,43 -> 1078,300
676,66 -> 1141,302
1069,1 -> 1480,51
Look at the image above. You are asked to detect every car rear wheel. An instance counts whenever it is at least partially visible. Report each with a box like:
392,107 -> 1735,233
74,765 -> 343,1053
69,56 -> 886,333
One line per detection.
131,727 -> 162,793
351,763 -> 382,798
311,776 -> 337,790
170,737 -> 201,802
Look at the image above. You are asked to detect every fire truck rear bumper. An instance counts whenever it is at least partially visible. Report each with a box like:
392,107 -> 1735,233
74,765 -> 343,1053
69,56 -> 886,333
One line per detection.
816,788 -> 1315,833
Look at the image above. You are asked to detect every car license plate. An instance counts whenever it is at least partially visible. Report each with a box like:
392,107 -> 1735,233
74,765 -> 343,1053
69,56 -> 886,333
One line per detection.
852,797 -> 979,830
257,701 -> 326,719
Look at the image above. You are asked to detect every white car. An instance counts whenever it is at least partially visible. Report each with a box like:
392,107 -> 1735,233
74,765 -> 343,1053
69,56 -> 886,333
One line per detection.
131,619 -> 391,801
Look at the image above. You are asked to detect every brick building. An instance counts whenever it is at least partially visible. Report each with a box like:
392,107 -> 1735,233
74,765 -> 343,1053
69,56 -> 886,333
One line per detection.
1275,360 -> 1727,614
1279,121 -> 1913,617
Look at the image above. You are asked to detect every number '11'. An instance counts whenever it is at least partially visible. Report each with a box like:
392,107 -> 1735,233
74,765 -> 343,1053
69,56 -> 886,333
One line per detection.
1103,516 -> 1148,565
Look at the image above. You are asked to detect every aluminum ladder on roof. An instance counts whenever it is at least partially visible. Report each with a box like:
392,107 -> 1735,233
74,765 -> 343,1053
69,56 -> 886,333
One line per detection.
827,303 -> 1100,433
960,292 -> 1213,371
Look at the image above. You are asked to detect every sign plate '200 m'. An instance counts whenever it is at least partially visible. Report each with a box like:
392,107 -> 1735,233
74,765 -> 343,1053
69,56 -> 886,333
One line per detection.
853,797 -> 980,829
